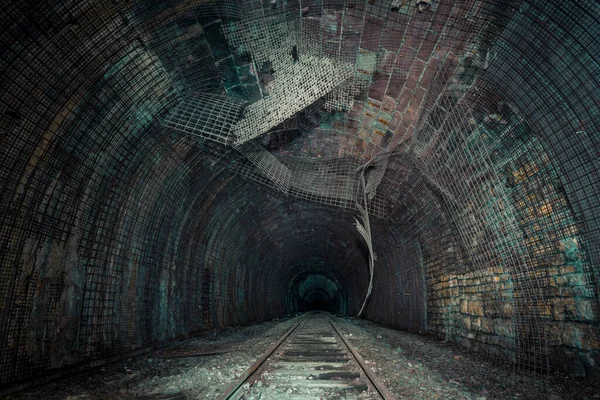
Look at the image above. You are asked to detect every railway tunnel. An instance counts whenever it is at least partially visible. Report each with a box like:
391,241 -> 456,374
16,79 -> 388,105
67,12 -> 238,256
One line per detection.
1,0 -> 600,398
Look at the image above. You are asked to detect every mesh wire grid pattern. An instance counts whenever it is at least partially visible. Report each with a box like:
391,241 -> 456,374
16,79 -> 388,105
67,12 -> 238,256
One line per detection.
221,12 -> 299,70
0,0 -> 202,383
0,0 -> 599,387
299,4 -> 378,112
225,149 -> 389,218
221,9 -> 357,144
162,92 -> 245,145
236,141 -> 293,193
233,56 -> 354,144
374,45 -> 599,375
415,94 -> 550,373
164,4 -> 389,213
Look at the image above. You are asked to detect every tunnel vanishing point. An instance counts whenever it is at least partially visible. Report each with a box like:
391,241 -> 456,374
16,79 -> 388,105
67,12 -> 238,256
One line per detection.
1,0 -> 600,392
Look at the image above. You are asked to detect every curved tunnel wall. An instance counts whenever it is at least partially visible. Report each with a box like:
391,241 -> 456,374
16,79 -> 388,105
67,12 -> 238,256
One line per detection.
359,0 -> 600,376
0,0 -> 599,386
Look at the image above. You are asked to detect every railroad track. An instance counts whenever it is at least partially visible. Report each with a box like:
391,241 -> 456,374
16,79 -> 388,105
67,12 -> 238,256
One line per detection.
219,312 -> 396,400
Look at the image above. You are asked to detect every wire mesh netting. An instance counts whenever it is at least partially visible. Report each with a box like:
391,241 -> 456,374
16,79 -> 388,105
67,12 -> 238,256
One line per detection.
232,55 -> 353,144
0,0 -> 599,388
236,141 -> 293,193
163,92 -> 246,144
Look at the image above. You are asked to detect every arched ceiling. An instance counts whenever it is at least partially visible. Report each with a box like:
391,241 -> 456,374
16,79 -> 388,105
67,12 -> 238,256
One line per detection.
0,0 -> 599,387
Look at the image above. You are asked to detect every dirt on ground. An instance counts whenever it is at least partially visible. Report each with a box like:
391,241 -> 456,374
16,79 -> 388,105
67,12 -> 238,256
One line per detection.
332,316 -> 600,400
3,314 -> 599,400
4,316 -> 301,400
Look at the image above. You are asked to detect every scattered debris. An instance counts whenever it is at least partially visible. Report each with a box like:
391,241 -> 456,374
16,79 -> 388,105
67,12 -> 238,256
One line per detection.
11,316 -> 600,399
15,318 -> 300,399
334,316 -> 600,400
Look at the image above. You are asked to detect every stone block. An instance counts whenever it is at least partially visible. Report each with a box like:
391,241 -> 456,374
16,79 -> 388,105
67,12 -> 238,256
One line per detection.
579,325 -> 600,350
494,319 -> 513,337
468,300 -> 484,317
559,265 -> 577,274
471,317 -> 482,331
481,317 -> 493,333
576,299 -> 594,322
460,299 -> 468,314
463,315 -> 471,330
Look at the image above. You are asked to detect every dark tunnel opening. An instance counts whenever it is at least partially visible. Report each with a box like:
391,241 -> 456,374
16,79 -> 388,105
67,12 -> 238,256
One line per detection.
302,288 -> 332,311
288,270 -> 346,315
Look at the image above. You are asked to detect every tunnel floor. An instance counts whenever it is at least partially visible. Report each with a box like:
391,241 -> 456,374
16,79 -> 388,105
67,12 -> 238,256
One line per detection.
8,315 -> 598,400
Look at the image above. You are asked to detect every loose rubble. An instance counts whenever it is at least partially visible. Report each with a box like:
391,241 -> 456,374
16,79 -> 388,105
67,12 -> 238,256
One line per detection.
7,315 -> 599,399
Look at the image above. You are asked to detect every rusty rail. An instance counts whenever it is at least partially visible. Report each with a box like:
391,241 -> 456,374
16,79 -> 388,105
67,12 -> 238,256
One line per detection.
218,312 -> 396,399
326,315 -> 397,400
217,313 -> 311,400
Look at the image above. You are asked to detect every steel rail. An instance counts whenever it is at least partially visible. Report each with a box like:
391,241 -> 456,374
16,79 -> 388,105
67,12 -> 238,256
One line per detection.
326,315 -> 397,400
218,312 -> 396,399
217,312 -> 311,400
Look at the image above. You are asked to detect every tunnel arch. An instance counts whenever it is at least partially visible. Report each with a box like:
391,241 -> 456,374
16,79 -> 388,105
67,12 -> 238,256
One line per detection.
0,0 -> 599,387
